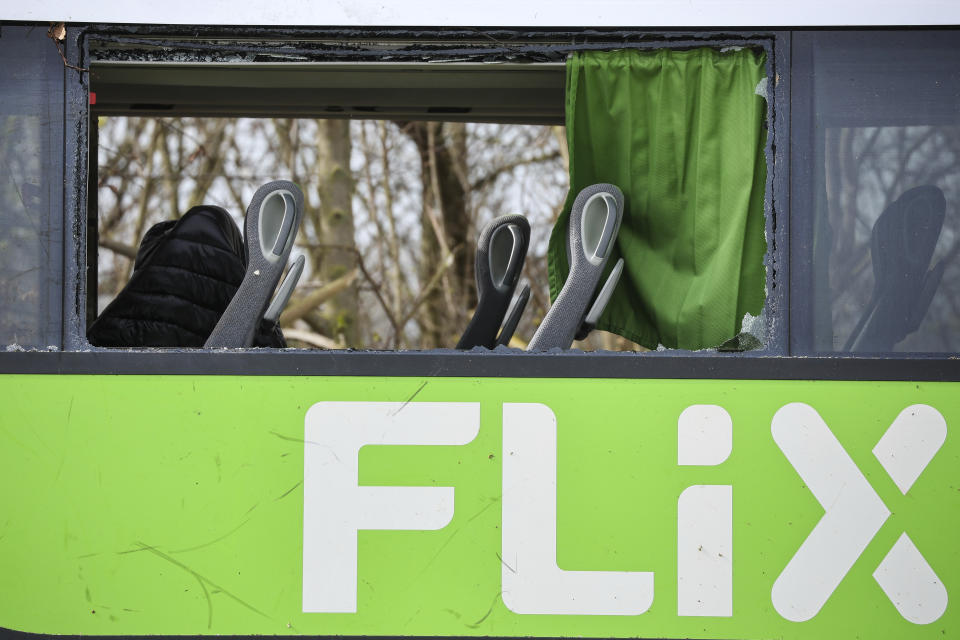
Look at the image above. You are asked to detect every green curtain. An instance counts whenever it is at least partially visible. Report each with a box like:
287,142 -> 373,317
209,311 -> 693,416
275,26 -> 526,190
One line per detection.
547,48 -> 767,350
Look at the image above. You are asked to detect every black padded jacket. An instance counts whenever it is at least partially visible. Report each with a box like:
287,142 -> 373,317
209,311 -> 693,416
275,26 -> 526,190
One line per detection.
88,205 -> 285,348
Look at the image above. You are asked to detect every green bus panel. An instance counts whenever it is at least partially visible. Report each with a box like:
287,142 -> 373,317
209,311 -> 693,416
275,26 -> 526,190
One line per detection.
0,374 -> 956,638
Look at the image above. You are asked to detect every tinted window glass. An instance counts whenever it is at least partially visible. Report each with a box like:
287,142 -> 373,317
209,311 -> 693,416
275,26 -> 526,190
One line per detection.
0,26 -> 64,348
799,31 -> 960,353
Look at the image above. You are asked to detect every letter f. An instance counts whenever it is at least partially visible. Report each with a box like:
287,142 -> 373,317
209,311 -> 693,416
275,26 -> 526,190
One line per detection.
302,401 -> 480,613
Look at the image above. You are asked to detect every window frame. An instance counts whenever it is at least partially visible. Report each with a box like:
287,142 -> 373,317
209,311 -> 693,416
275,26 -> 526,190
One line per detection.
0,23 -> 71,349
4,24 -> 960,379
788,29 -> 960,357
66,25 -> 787,363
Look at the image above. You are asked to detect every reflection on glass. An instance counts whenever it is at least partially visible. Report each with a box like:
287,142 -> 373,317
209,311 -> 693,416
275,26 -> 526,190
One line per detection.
819,126 -> 959,352
808,31 -> 960,353
0,27 -> 63,348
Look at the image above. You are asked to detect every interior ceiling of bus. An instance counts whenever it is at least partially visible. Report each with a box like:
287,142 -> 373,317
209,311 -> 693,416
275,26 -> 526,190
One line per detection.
90,61 -> 566,124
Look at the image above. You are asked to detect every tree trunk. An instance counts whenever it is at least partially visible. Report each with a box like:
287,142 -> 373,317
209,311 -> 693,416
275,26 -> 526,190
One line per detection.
401,121 -> 474,349
309,119 -> 360,346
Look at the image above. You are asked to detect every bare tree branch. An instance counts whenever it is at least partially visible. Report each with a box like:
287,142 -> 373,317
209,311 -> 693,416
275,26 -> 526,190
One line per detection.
99,238 -> 137,260
280,268 -> 358,325
282,328 -> 345,350
397,244 -> 460,332
470,150 -> 562,192
117,122 -> 163,289
305,241 -> 403,347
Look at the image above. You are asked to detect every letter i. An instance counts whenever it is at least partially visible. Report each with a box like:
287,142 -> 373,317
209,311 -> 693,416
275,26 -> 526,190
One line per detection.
677,405 -> 733,617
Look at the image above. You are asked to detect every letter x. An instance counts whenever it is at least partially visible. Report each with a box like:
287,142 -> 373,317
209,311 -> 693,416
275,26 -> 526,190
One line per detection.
771,403 -> 948,624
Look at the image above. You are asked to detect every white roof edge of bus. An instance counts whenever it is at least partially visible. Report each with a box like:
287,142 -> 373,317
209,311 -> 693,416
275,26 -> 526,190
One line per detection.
4,0 -> 960,27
